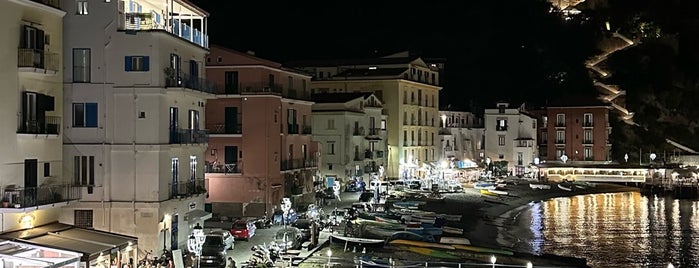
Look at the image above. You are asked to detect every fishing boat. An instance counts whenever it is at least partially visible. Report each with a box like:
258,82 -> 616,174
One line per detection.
480,189 -> 498,196
404,246 -> 460,260
442,226 -> 464,235
389,239 -> 455,250
489,189 -> 509,196
451,244 -> 514,256
557,184 -> 573,191
439,236 -> 470,245
529,183 -> 551,190
330,234 -> 385,246
405,226 -> 443,236
363,226 -> 436,243
473,182 -> 497,190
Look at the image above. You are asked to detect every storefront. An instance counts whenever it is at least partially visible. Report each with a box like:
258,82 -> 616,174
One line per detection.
0,240 -> 82,268
0,222 -> 137,268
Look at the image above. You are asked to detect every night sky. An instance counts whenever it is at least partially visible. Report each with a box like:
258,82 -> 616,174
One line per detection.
192,0 -> 600,113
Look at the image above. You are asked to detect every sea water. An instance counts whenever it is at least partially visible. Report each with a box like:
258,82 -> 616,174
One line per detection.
508,192 -> 699,268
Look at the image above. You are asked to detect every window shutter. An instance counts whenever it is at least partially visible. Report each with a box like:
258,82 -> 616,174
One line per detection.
125,56 -> 132,71
85,103 -> 98,127
19,25 -> 27,48
143,56 -> 149,71
36,29 -> 45,50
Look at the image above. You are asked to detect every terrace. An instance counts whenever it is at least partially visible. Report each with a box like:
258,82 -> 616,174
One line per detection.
118,0 -> 209,48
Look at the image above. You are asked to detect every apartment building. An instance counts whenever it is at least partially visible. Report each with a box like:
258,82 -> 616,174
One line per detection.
438,110 -> 484,165
483,102 -> 538,176
311,93 -> 387,185
288,52 -> 442,180
204,46 -> 318,216
60,0 -> 213,254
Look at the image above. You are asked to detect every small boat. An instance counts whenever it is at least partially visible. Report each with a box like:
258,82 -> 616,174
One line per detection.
558,184 -> 573,191
406,227 -> 443,236
474,182 -> 497,190
364,226 -> 436,243
480,189 -> 498,196
452,244 -> 514,256
529,183 -> 551,190
442,226 -> 464,235
489,189 -> 509,196
330,234 -> 385,246
404,246 -> 460,260
389,239 -> 455,250
439,236 -> 470,245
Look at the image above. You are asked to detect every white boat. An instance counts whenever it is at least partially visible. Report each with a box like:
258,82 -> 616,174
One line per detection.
488,189 -> 509,196
442,226 -> 464,235
439,236 -> 470,245
473,183 -> 497,190
557,184 -> 573,191
330,234 -> 385,245
530,183 -> 551,190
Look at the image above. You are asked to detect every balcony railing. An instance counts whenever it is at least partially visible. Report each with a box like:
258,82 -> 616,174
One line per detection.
30,0 -> 60,10
280,157 -> 318,170
18,49 -> 59,72
121,13 -> 209,48
205,161 -> 242,174
583,122 -> 593,127
18,116 -> 61,135
367,128 -> 380,136
555,122 -> 566,127
164,68 -> 217,94
209,123 -> 242,134
2,184 -> 80,209
169,129 -> 209,144
302,125 -> 312,134
555,139 -> 565,144
237,83 -> 282,95
583,139 -> 594,144
170,178 -> 206,199
288,124 -> 299,134
364,150 -> 373,159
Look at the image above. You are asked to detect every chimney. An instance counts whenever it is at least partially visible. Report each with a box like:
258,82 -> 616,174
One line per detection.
247,51 -> 255,56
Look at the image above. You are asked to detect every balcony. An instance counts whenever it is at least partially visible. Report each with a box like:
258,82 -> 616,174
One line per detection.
288,124 -> 299,134
364,150 -> 374,159
285,88 -> 312,101
169,129 -> 209,144
120,9 -> 208,48
18,49 -> 59,74
302,125 -> 312,135
238,83 -> 282,95
280,157 -> 318,171
583,122 -> 594,128
205,161 -> 241,174
18,116 -> 60,136
165,68 -> 217,94
555,139 -> 565,145
30,0 -> 60,9
1,184 -> 80,209
366,128 -> 380,136
583,139 -> 594,145
210,123 -> 242,135
169,178 -> 206,199
555,122 -> 566,127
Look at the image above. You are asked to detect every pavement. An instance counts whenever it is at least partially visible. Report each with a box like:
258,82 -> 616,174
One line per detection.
224,191 -> 361,266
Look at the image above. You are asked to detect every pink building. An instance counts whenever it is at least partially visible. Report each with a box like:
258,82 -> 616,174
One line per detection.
204,46 -> 319,216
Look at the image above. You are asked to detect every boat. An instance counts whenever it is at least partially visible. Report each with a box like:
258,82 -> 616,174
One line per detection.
480,189 -> 498,196
473,182 -> 497,190
451,244 -> 514,256
442,226 -> 464,235
557,184 -> 573,191
489,189 -> 509,196
363,226 -> 435,242
404,246 -> 460,260
330,234 -> 385,246
529,183 -> 551,190
405,226 -> 443,236
439,236 -> 470,245
389,239 -> 455,250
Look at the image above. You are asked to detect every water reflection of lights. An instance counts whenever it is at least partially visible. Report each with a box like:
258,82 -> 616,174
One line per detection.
529,201 -> 543,254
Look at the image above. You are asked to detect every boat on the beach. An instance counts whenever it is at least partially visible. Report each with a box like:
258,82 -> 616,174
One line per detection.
529,183 -> 551,190
558,184 -> 573,191
363,226 -> 436,243
474,182 -> 497,190
489,189 -> 509,196
439,236 -> 470,245
403,246 -> 460,259
480,189 -> 498,196
442,226 -> 464,235
330,234 -> 385,246
451,244 -> 514,256
389,239 -> 455,250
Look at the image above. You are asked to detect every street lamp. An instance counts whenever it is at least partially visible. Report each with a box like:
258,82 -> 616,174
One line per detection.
486,157 -> 492,178
667,263 -> 675,268
526,261 -> 533,268
490,255 -> 497,268
188,223 -> 205,268
441,114 -> 447,128
326,249 -> 333,267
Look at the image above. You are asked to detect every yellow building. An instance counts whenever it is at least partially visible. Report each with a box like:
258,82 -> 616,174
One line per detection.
288,52 -> 442,180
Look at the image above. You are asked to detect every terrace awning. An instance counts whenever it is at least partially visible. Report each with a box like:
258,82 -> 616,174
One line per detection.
0,240 -> 82,268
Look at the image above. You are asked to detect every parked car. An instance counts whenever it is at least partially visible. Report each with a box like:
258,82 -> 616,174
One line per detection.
291,219 -> 312,242
207,229 -> 235,250
273,227 -> 303,251
200,236 -> 228,268
230,219 -> 256,240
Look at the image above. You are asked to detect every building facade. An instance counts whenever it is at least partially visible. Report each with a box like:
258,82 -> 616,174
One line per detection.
483,102 -> 538,176
438,110 -> 484,166
536,104 -> 612,163
60,0 -> 212,254
288,53 -> 442,180
204,46 -> 318,216
311,93 -> 387,185
0,0 -> 76,232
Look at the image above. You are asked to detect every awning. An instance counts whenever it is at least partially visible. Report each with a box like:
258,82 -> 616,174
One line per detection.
0,240 -> 82,268
186,209 -> 212,222
0,222 -> 137,262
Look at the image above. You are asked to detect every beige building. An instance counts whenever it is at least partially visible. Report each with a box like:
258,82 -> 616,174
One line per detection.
311,93 -> 387,185
483,102 -> 538,176
289,52 -> 442,180
438,110 -> 484,165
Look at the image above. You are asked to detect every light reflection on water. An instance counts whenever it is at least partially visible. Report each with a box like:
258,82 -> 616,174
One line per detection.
511,192 -> 699,268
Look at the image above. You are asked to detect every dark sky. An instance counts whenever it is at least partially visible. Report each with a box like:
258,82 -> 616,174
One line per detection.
191,0 -> 598,113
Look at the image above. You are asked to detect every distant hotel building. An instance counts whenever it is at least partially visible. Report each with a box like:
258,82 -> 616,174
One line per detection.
288,52 -> 442,180
311,93 -> 387,184
483,102 -> 538,175
204,46 -> 319,216
438,110 -> 484,166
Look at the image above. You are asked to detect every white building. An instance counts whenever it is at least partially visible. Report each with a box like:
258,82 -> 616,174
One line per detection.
61,0 -> 213,254
312,93 -> 387,185
0,0 -> 72,232
483,102 -> 538,176
438,110 -> 484,166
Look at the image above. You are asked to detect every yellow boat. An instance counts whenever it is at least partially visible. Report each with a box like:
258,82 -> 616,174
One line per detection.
405,246 -> 460,259
452,244 -> 514,256
480,189 -> 498,196
389,239 -> 455,250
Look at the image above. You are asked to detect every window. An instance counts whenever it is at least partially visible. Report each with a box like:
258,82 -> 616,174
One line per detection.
77,1 -> 88,15
584,147 -> 593,159
557,149 -> 564,158
517,152 -> 523,165
498,135 -> 506,146
327,142 -> 335,155
556,114 -> 565,126
381,120 -> 386,130
288,76 -> 293,89
75,210 -> 93,228
584,113 -> 593,126
584,130 -> 593,143
125,56 -> 149,71
72,103 -> 98,127
542,116 -> 548,126
73,48 -> 90,82
44,162 -> 50,177
542,132 -> 548,143
327,119 -> 335,129
556,130 -> 564,143
403,130 -> 407,143
496,118 -> 507,131
73,156 -> 95,194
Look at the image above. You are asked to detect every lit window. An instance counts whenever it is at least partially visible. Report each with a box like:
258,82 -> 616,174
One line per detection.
77,1 -> 88,15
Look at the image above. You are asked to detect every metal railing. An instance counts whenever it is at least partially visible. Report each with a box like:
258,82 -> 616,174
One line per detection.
238,83 -> 283,95
302,125 -> 312,134
170,178 -> 206,198
18,115 -> 61,135
121,14 -> 208,48
280,157 -> 317,170
288,124 -> 299,134
1,184 -> 80,209
18,49 -> 59,72
164,68 -> 217,94
169,129 -> 209,144
205,161 -> 242,174
209,123 -> 242,134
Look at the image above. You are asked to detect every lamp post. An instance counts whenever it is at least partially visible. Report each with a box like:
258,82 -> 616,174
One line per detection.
490,255 -> 497,268
526,261 -> 533,268
486,157 -> 491,178
326,249 -> 332,267
188,223 -> 205,268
